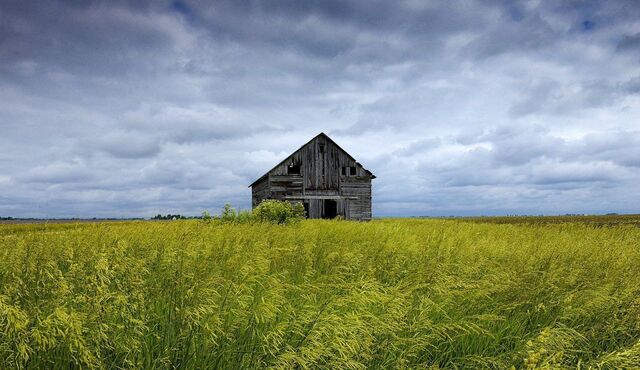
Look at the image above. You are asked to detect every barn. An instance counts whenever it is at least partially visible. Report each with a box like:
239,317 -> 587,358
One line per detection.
249,133 -> 375,221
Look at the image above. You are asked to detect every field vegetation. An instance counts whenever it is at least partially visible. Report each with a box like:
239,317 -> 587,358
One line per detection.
462,214 -> 640,227
1,215 -> 639,369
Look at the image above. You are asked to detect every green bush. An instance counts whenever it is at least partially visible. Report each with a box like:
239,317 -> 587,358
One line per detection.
253,199 -> 306,224
213,201 -> 305,224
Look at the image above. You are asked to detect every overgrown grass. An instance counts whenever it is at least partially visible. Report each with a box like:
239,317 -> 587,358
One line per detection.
1,219 -> 639,369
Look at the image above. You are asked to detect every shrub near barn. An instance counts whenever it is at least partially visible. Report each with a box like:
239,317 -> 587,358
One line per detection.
213,200 -> 305,224
252,200 -> 306,224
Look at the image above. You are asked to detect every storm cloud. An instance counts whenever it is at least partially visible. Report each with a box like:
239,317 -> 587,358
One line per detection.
1,0 -> 639,218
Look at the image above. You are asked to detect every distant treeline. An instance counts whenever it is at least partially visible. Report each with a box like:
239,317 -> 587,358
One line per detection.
151,214 -> 191,220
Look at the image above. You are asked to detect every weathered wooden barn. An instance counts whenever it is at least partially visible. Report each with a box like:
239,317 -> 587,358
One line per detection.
249,133 -> 375,221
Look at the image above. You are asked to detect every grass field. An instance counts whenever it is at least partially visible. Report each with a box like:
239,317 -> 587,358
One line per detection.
461,214 -> 640,227
1,217 -> 639,369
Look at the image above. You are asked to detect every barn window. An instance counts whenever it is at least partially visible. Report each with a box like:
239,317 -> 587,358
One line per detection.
288,162 -> 301,175
341,166 -> 357,176
319,143 -> 325,153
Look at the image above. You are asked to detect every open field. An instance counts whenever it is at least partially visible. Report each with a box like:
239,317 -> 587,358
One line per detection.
1,218 -> 639,369
460,214 -> 640,227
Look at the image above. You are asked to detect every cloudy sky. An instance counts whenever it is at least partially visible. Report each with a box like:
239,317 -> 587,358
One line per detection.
1,0 -> 639,218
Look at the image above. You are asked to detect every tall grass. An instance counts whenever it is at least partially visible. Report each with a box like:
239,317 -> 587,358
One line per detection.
1,219 -> 639,369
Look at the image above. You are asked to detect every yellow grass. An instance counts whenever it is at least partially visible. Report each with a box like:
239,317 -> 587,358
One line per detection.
1,218 -> 639,368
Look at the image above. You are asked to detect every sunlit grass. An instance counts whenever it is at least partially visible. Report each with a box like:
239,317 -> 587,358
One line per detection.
1,219 -> 639,368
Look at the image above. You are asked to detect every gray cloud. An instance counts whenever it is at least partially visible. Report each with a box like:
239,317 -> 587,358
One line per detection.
1,0 -> 639,218
617,33 -> 640,52
96,131 -> 162,159
509,77 -> 640,117
18,162 -> 96,184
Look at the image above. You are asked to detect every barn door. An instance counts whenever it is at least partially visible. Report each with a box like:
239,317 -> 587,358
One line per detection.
322,199 -> 337,219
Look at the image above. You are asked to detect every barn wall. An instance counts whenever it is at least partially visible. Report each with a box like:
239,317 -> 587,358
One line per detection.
271,135 -> 369,191
269,175 -> 303,200
308,199 -> 321,219
340,177 -> 372,221
251,176 -> 270,207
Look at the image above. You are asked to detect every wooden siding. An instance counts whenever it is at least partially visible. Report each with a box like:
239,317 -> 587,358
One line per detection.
251,176 -> 270,207
269,175 -> 304,199
270,135 -> 368,190
250,133 -> 373,221
340,177 -> 372,221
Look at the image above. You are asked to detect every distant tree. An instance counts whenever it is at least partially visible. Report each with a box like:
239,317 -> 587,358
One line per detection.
220,203 -> 237,223
201,210 -> 212,223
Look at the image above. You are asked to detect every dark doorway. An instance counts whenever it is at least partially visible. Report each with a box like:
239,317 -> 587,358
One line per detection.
303,202 -> 309,219
322,199 -> 337,219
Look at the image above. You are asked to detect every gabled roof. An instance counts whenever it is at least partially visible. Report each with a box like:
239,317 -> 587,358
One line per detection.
249,132 -> 375,187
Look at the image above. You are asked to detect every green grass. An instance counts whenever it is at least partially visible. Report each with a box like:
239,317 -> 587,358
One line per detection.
1,219 -> 639,369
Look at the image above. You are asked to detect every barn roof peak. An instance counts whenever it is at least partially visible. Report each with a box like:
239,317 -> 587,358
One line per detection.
248,132 -> 375,187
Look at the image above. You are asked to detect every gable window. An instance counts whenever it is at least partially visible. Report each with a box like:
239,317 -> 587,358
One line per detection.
288,162 -> 301,175
342,166 -> 357,176
319,143 -> 325,153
